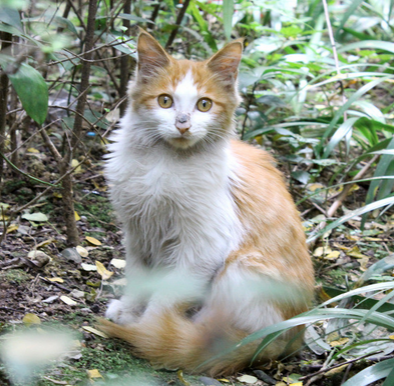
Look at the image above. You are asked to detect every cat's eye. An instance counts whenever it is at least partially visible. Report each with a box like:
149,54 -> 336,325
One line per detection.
197,98 -> 212,112
158,94 -> 173,109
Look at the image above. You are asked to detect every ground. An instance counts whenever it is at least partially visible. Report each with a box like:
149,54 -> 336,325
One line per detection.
0,136 -> 393,386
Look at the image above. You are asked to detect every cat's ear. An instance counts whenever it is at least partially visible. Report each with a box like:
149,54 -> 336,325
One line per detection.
137,30 -> 171,78
206,39 -> 243,85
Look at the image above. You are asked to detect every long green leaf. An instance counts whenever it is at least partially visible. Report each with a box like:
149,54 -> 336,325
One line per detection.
0,5 -> 22,31
318,77 -> 389,156
335,0 -> 364,40
0,55 -> 48,125
338,40 -> 394,55
223,0 -> 234,41
361,137 -> 394,228
307,196 -> 394,243
382,367 -> 394,386
323,117 -> 358,158
342,358 -> 394,386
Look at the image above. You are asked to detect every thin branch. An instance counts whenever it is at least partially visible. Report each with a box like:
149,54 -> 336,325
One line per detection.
165,0 -> 191,49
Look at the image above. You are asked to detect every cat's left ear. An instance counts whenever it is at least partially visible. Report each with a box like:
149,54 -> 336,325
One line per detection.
206,39 -> 243,85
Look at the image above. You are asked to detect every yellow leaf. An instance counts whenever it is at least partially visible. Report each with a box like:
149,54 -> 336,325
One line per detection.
290,383 -> 303,386
389,335 -> 394,340
329,337 -> 349,347
87,369 -> 103,379
82,326 -> 108,338
323,251 -> 340,260
86,236 -> 101,246
27,147 -> 39,153
95,261 -> 114,281
325,364 -> 348,376
6,224 -> 19,233
74,211 -> 81,221
307,183 -> 325,192
36,238 -> 55,248
76,245 -> 88,257
47,277 -> 64,283
333,242 -> 350,251
71,159 -> 82,173
23,313 -> 41,326
53,192 -> 62,198
218,379 -> 230,383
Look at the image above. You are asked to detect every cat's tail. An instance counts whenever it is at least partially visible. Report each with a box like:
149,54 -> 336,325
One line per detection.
98,309 -> 284,376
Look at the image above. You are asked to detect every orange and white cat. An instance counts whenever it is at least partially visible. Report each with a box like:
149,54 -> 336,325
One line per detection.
100,30 -> 314,376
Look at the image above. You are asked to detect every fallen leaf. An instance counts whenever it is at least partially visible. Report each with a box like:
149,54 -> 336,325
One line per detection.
218,379 -> 230,383
74,211 -> 81,221
82,326 -> 108,338
237,374 -> 258,384
95,261 -> 114,280
323,251 -> 340,260
36,238 -> 55,248
177,370 -> 190,386
325,364 -> 348,376
22,212 -> 48,222
69,289 -> 85,299
71,159 -> 82,174
87,369 -> 103,379
111,278 -> 127,286
81,263 -> 97,271
313,246 -> 332,257
23,313 -> 41,326
290,383 -> 303,386
47,277 -> 64,283
53,192 -> 62,198
60,296 -> 77,306
85,236 -> 101,246
27,147 -> 39,153
329,337 -> 349,347
42,295 -> 59,304
76,245 -> 88,257
110,258 -> 126,269
6,224 -> 19,233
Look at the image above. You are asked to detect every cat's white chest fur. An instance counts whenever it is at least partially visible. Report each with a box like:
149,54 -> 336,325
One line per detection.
106,122 -> 243,278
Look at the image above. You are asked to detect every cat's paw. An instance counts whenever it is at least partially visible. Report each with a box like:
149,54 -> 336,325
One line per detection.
105,299 -> 124,322
105,297 -> 144,325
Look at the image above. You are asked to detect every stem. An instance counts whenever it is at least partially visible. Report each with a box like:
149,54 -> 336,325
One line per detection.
0,32 -> 12,187
165,0 -> 191,49
119,0 -> 132,117
62,0 -> 98,246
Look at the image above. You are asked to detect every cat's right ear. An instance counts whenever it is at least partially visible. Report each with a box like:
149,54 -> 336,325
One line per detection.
137,30 -> 171,79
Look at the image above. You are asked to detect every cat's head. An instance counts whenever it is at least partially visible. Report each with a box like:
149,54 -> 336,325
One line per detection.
129,30 -> 243,150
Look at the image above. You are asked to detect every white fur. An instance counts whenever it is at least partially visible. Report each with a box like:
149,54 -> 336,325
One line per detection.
105,71 -> 244,323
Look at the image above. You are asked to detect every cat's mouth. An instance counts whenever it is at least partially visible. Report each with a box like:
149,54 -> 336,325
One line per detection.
168,135 -> 199,149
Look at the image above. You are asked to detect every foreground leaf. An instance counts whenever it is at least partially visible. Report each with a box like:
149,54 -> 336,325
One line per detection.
0,55 -> 48,124
342,358 -> 394,386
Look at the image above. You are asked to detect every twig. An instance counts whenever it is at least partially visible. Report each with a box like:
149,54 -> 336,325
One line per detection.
0,151 -> 59,187
300,350 -> 383,381
165,0 -> 191,49
326,154 -> 379,218
321,0 -> 347,120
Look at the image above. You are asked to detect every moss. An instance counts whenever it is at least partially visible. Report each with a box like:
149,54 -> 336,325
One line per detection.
0,269 -> 32,284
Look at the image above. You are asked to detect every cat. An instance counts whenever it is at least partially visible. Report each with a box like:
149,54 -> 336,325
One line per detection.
99,30 -> 314,376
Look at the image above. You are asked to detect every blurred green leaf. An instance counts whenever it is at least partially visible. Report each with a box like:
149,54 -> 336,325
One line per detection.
0,55 -> 48,125
223,0 -> 234,41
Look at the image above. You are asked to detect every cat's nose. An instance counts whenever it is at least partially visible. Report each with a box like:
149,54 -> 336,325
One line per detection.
175,114 -> 191,134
